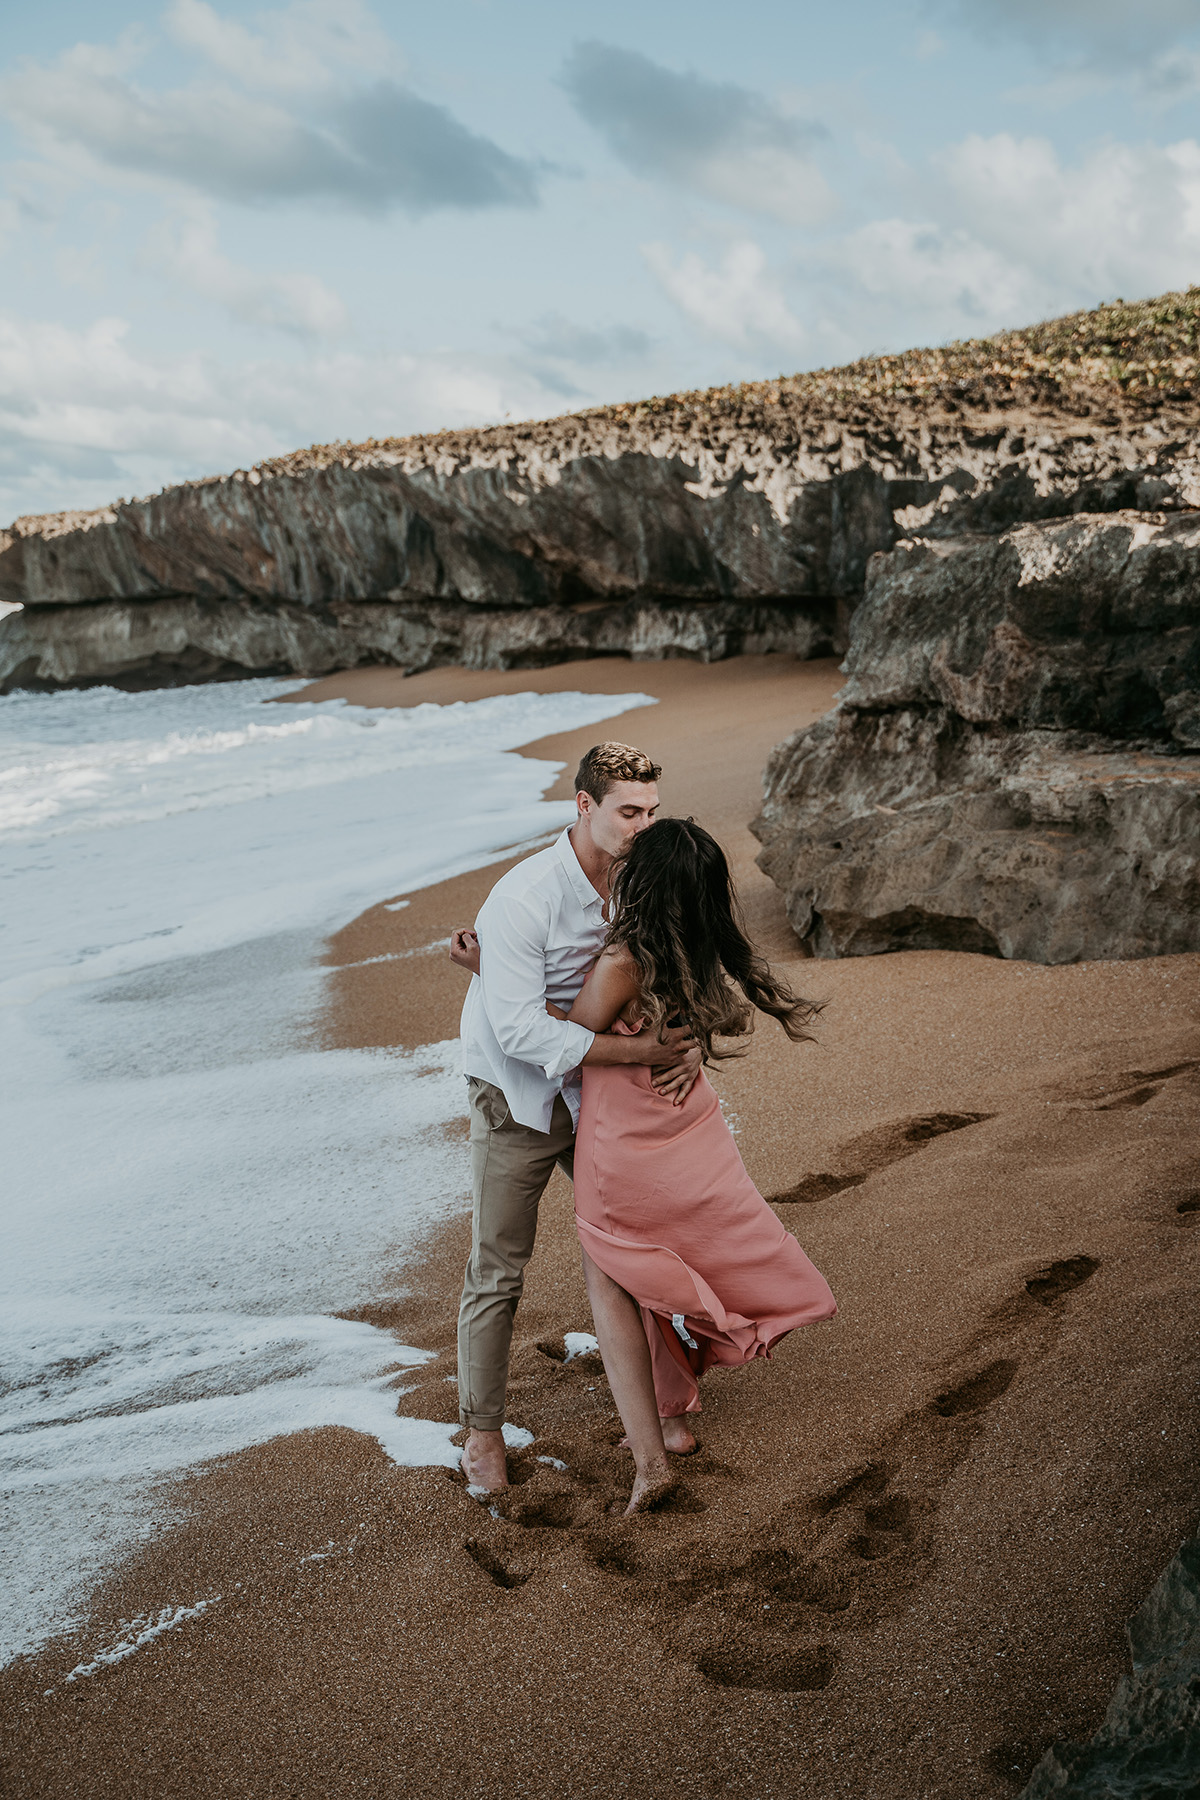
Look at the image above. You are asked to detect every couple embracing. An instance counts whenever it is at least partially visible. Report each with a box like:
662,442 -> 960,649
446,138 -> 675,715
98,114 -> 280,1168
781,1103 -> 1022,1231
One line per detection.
450,741 -> 836,1514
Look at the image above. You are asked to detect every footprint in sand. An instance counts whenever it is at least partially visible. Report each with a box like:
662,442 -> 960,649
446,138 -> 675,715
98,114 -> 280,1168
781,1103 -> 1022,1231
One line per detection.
524,1222 -> 1109,1694
463,1537 -> 533,1589
1058,1057 -> 1200,1111
1024,1256 -> 1100,1305
769,1111 -> 995,1206
931,1359 -> 1019,1417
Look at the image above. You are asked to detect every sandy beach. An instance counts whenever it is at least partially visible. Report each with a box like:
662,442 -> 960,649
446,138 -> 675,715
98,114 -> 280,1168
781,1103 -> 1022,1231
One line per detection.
4,654 -> 1198,1800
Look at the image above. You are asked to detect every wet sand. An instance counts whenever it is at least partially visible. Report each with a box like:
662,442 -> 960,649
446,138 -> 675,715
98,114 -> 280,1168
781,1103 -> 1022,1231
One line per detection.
4,655 -> 1199,1800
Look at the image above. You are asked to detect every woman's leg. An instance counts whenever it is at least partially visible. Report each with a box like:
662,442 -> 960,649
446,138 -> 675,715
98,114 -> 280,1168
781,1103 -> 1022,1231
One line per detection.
580,1248 -> 676,1514
643,1310 -> 700,1452
617,1312 -> 699,1454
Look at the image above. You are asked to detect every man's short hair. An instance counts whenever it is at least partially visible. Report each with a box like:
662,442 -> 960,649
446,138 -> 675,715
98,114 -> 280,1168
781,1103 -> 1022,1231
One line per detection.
574,741 -> 662,803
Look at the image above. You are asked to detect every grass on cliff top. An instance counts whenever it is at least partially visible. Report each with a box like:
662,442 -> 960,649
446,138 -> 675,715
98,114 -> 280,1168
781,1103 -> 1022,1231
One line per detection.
604,284 -> 1200,419
267,287 -> 1200,479
611,282 -> 1200,415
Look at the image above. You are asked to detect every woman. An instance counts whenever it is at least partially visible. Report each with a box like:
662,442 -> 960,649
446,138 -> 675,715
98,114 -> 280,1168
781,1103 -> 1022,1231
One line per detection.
562,818 -> 836,1514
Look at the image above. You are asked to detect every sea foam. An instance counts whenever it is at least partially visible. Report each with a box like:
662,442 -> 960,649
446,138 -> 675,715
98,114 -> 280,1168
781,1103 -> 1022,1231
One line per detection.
0,676 -> 654,1663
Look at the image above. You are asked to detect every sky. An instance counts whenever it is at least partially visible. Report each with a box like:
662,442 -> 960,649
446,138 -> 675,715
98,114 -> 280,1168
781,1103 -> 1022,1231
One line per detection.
5,0 -> 1200,522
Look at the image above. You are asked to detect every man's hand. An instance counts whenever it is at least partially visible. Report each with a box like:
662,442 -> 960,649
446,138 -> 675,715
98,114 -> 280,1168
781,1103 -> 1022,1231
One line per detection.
629,1024 -> 694,1065
632,1024 -> 705,1106
651,1042 -> 703,1106
449,928 -> 481,975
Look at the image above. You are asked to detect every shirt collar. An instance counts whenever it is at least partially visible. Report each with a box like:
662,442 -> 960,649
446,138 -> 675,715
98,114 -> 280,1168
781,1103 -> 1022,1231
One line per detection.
555,825 -> 605,911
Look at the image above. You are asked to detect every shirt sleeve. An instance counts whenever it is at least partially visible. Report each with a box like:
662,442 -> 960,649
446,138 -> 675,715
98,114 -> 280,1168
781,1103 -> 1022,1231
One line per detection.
477,891 -> 595,1080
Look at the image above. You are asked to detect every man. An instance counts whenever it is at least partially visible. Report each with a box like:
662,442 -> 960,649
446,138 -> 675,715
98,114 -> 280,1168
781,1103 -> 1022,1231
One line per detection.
449,741 -> 701,1491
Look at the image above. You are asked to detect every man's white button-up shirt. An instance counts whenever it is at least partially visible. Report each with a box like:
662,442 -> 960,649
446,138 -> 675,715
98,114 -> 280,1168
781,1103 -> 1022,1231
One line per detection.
460,827 -> 605,1133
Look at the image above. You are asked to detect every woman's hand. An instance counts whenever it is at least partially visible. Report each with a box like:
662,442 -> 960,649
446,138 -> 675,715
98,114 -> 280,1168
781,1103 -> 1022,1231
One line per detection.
449,928 -> 481,976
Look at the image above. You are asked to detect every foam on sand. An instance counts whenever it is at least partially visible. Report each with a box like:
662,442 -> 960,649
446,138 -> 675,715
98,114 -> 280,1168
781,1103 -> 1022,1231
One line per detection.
61,1598 -> 222,1687
0,676 -> 654,1664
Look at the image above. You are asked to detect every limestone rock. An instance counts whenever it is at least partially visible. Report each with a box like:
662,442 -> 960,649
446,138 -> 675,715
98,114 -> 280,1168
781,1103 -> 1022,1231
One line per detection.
754,708 -> 1200,962
841,512 -> 1200,747
753,513 -> 1200,964
5,388 -> 1200,623
1019,1536 -> 1200,1799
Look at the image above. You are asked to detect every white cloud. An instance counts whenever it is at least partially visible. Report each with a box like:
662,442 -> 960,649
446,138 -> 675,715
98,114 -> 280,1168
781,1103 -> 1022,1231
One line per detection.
0,311 -> 583,524
563,42 -> 832,227
815,132 -> 1200,353
935,132 -> 1200,300
164,0 -> 401,94
828,218 -> 1038,328
0,22 -> 538,214
143,206 -> 348,337
642,130 -> 1200,370
642,240 -> 807,354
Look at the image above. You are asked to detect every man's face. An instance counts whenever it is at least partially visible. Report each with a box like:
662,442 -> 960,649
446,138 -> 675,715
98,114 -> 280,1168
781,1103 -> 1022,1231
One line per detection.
578,779 -> 659,859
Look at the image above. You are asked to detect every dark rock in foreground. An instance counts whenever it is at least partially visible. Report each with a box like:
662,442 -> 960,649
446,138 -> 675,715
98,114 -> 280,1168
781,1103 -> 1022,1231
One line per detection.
1019,1536 -> 1200,1799
753,512 -> 1200,963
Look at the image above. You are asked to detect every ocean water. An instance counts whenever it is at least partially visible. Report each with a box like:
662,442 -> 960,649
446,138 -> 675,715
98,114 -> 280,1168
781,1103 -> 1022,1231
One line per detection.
0,676 -> 654,1664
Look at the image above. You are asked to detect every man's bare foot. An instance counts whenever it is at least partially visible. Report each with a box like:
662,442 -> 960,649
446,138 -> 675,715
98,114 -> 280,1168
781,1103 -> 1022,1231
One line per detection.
461,1428 -> 508,1491
625,1461 -> 678,1516
619,1416 -> 698,1455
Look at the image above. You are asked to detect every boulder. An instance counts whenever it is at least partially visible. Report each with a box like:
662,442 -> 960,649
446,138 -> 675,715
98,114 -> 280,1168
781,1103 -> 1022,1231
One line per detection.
753,513 -> 1200,963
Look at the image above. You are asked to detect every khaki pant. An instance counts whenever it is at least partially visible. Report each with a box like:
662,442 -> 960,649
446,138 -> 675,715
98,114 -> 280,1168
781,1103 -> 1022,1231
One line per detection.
456,1076 -> 576,1431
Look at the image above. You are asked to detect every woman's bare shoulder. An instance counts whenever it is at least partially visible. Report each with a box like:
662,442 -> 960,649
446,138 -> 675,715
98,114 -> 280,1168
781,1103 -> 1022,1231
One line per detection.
598,941 -> 639,975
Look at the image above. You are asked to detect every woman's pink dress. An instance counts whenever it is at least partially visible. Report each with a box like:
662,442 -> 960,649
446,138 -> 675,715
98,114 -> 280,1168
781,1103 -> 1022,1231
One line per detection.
573,1032 -> 836,1418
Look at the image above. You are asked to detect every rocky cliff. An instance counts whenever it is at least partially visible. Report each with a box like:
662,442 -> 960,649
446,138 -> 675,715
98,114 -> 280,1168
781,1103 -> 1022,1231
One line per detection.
8,289 -> 1200,691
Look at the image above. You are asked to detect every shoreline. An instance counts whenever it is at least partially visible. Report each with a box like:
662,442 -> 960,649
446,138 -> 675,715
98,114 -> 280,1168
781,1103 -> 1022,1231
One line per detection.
4,655 -> 1199,1800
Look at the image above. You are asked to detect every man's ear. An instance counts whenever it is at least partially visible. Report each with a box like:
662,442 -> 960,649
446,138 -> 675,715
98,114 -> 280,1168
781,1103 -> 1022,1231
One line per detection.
576,791 -> 592,820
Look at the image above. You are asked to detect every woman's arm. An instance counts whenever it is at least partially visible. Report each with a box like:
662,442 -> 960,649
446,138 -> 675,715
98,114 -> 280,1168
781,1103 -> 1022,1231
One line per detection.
549,948 -> 700,1097
566,946 -> 640,1033
545,945 -> 640,1030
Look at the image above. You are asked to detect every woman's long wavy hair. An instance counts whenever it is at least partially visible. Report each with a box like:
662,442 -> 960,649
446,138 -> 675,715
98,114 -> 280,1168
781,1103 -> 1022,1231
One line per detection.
605,817 -> 822,1061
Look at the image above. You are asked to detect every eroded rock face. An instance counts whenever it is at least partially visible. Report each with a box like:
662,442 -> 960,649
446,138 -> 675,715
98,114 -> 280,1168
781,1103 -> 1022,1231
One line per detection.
0,448 -> 867,615
0,595 -> 834,693
4,383 -> 1200,693
753,513 -> 1200,963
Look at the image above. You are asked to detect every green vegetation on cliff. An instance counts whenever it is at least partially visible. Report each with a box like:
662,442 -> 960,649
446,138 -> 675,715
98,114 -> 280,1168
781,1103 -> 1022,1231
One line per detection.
621,285 -> 1200,416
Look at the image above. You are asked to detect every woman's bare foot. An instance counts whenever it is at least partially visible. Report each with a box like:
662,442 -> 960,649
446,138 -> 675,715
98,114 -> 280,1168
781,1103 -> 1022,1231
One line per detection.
619,1415 -> 698,1455
660,1415 -> 698,1454
461,1428 -> 508,1491
625,1460 -> 677,1516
